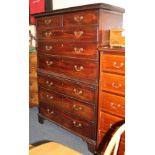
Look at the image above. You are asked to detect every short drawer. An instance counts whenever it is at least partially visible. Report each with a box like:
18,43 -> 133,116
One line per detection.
38,42 -> 98,59
63,11 -> 98,26
39,104 -> 96,140
39,88 -> 62,106
99,111 -> 123,133
37,15 -> 61,27
102,54 -> 125,74
100,92 -> 125,117
29,77 -> 38,92
101,73 -> 125,95
62,96 -> 96,122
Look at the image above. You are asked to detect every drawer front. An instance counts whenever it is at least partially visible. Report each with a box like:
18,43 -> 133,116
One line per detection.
37,16 -> 61,27
38,73 -> 97,104
100,92 -> 125,117
60,58 -> 98,83
38,54 -> 60,73
63,11 -> 98,26
62,27 -> 97,42
101,73 -> 125,95
39,88 -> 96,122
38,42 -> 98,59
40,104 -> 96,140
29,93 -> 38,105
30,78 -> 38,92
99,112 -> 122,133
62,79 -> 97,104
102,54 -> 125,74
39,89 -> 62,106
38,74 -> 63,92
37,27 -> 97,41
37,28 -> 62,40
29,67 -> 37,78
62,96 -> 96,122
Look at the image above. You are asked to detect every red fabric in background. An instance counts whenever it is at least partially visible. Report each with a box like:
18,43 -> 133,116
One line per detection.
30,0 -> 45,14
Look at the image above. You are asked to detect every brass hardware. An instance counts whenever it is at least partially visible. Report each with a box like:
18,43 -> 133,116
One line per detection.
112,82 -> 122,89
46,60 -> 53,66
73,121 -> 82,128
73,88 -> 83,95
74,65 -> 84,72
47,108 -> 54,114
110,102 -> 121,109
45,31 -> 52,37
44,19 -> 52,24
74,47 -> 84,53
46,94 -> 53,100
46,81 -> 53,86
112,62 -> 124,69
74,31 -> 84,38
74,16 -> 84,22
72,104 -> 82,111
45,45 -> 53,51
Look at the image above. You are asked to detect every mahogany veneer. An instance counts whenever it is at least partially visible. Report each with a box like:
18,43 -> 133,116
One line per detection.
33,3 -> 125,153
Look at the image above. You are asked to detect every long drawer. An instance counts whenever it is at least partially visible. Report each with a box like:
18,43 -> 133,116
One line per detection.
37,26 -> 97,42
100,91 -> 125,117
30,77 -> 38,92
38,42 -> 98,59
38,73 -> 97,104
38,54 -> 99,83
101,73 -> 125,95
39,88 -> 96,122
39,103 -> 96,140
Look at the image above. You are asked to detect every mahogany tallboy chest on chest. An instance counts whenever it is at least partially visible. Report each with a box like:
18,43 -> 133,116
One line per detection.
34,3 -> 125,154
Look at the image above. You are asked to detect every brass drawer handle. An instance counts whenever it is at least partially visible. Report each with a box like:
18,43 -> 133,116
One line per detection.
73,88 -> 83,95
46,94 -> 54,100
112,62 -> 124,69
45,45 -> 53,51
74,15 -> 84,22
47,108 -> 54,114
74,65 -> 84,72
112,82 -> 122,89
73,121 -> 82,128
72,104 -> 82,111
74,47 -> 84,53
44,19 -> 52,24
110,102 -> 121,109
74,31 -> 84,38
45,31 -> 52,37
46,80 -> 53,86
46,60 -> 53,66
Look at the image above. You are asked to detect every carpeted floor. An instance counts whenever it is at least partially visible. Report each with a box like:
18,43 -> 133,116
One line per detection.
29,107 -> 93,155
